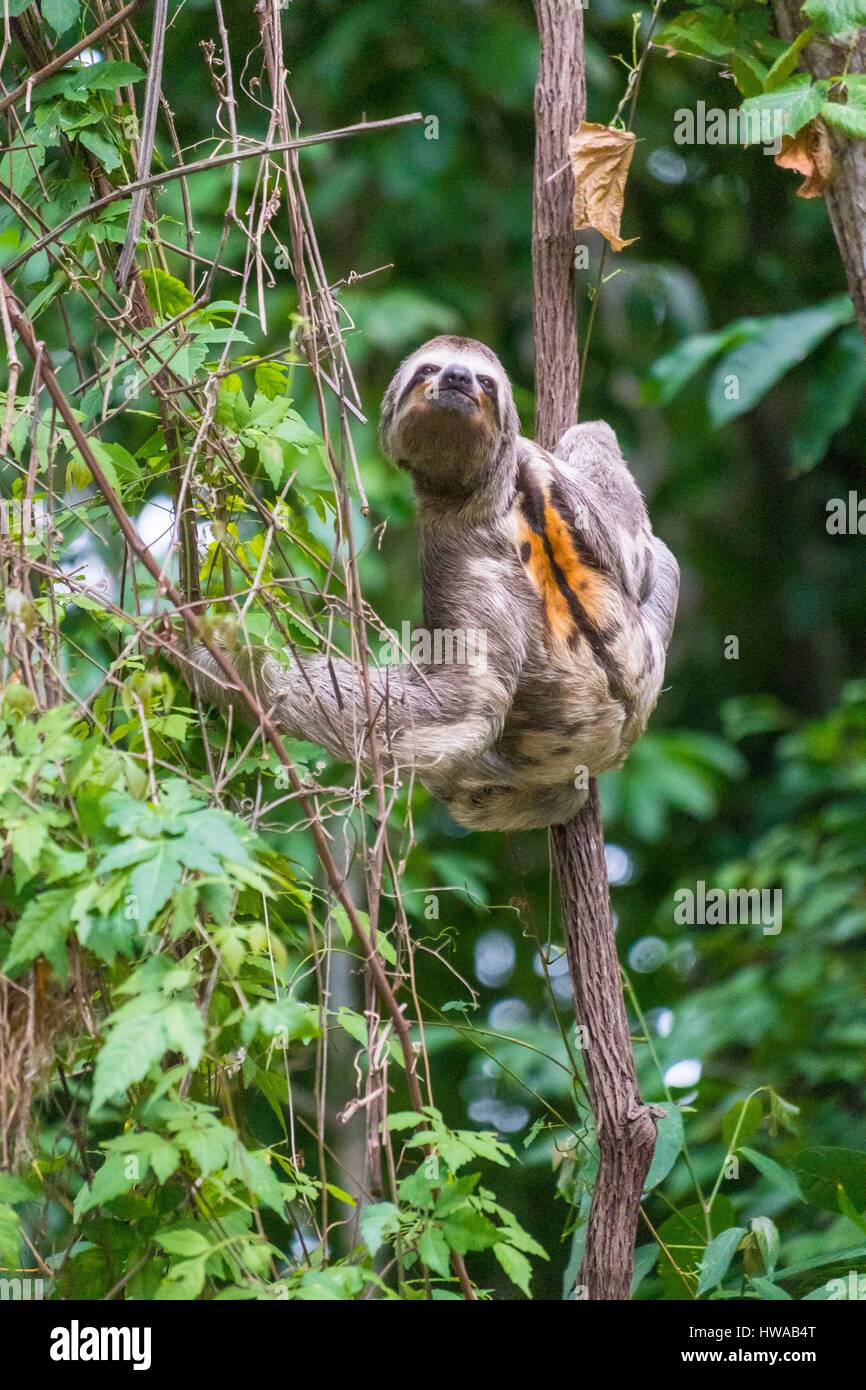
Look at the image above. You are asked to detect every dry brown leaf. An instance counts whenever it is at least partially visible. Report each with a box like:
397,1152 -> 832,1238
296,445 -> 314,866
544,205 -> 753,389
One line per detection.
568,121 -> 638,253
774,118 -> 834,200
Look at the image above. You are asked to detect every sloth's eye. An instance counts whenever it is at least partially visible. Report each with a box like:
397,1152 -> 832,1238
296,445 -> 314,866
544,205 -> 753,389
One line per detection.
416,363 -> 438,377
477,375 -> 496,395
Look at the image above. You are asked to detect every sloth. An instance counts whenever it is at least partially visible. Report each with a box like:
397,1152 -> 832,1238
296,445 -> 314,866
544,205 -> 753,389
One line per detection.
182,336 -> 679,832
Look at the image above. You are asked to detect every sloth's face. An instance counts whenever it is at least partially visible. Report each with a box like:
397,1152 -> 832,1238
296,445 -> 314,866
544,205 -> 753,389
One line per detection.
407,353 -> 500,423
383,341 -> 511,491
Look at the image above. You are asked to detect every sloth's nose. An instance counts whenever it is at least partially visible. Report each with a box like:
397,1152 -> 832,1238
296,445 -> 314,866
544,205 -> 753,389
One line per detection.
440,364 -> 473,392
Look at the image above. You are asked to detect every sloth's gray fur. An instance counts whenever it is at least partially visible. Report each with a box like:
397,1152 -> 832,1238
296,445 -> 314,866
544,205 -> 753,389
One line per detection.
183,336 -> 679,831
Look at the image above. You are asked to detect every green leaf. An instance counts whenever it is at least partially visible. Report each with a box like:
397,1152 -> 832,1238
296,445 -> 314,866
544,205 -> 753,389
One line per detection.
0,1174 -> 38,1205
494,1241 -> 533,1296
720,695 -> 793,742
42,842 -> 88,885
294,1266 -> 366,1300
140,269 -> 195,319
258,435 -> 286,489
730,53 -> 770,99
768,1089 -> 799,1135
64,61 -> 145,93
408,1129 -> 476,1173
644,1103 -> 684,1190
230,1149 -> 290,1216
722,1095 -> 763,1150
708,296 -> 854,427
740,76 -> 830,140
335,1006 -> 368,1048
73,1152 -> 137,1218
791,327 -> 866,472
387,1111 -> 427,1132
247,392 -> 290,430
78,128 -> 122,174
241,998 -> 322,1046
748,1276 -> 792,1300
360,1201 -> 401,1256
91,996 -> 204,1111
655,9 -> 741,61
325,1184 -> 356,1208
838,1186 -> 866,1234
494,1210 -> 548,1260
822,76 -> 866,137
98,441 -> 141,487
150,1141 -> 181,1184
216,376 -> 250,430
274,411 -> 321,451
161,999 -> 207,1067
697,1226 -> 746,1295
91,1007 -> 165,1112
0,140 -> 46,199
418,1224 -> 451,1277
155,1257 -> 206,1300
254,359 -> 292,398
3,888 -> 71,983
42,0 -> 80,36
802,0 -> 866,35
774,1242 -> 866,1281
656,1198 -> 736,1299
764,28 -> 815,91
642,327 -> 744,407
175,1117 -> 234,1177
441,1207 -> 500,1255
155,1228 -> 213,1257
631,1243 -> 659,1295
129,843 -> 184,930
740,1146 -> 803,1201
795,1147 -> 866,1213
0,1204 -> 21,1269
10,817 -> 49,889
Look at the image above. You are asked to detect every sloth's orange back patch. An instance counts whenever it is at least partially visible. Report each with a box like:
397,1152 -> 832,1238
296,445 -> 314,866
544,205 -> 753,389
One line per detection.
517,517 -> 573,643
516,481 -> 606,645
540,499 -> 607,622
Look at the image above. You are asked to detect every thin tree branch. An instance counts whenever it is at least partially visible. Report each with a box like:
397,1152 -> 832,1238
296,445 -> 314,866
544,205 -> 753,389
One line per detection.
114,0 -> 167,287
2,114 -> 424,277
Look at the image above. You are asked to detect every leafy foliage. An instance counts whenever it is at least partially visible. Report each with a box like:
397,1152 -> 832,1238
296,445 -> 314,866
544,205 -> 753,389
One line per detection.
1,0 -> 865,1303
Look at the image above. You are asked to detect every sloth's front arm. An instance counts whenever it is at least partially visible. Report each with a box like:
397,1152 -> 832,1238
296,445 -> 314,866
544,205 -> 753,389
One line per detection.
184,576 -> 529,801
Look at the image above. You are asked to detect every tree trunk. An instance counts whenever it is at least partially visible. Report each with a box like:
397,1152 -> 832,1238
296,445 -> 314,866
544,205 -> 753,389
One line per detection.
532,0 -> 657,1300
532,0 -> 583,447
775,4 -> 866,339
551,793 -> 658,1300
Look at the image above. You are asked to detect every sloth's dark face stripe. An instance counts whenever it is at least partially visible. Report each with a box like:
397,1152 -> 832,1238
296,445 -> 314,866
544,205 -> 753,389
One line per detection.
396,373 -> 425,413
394,362 -> 503,431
